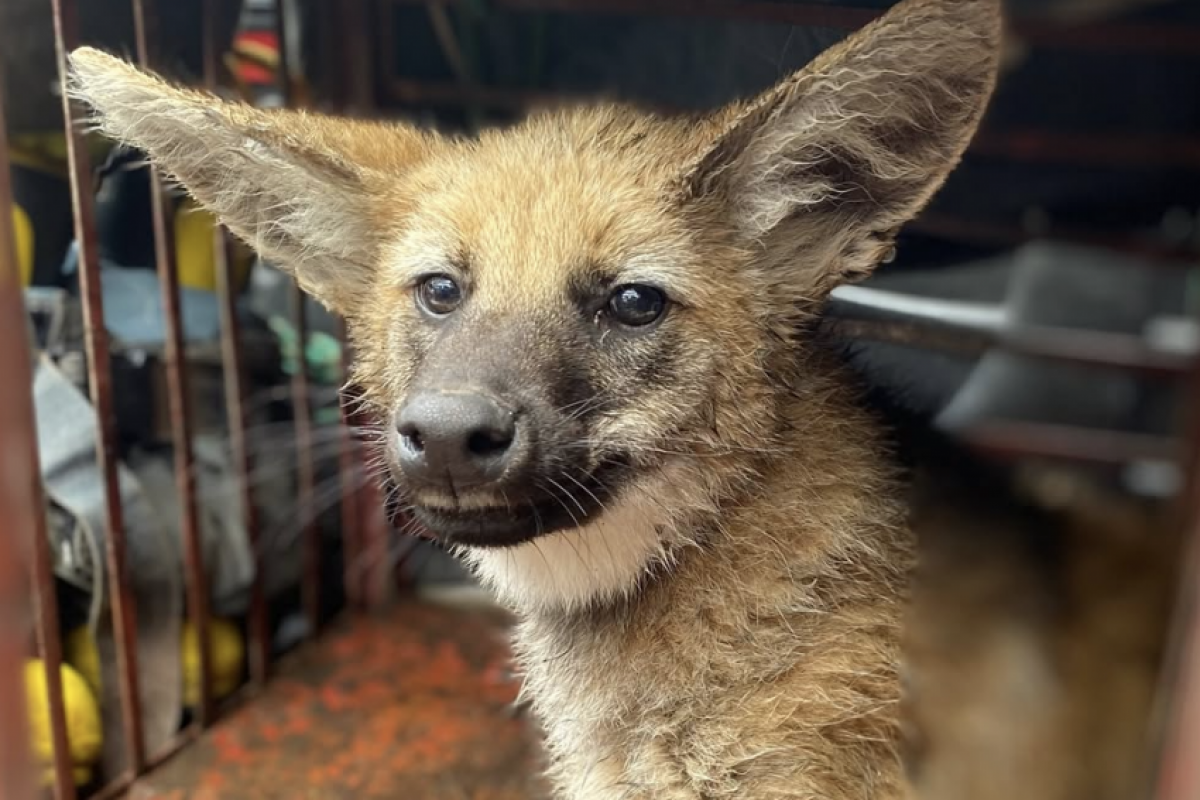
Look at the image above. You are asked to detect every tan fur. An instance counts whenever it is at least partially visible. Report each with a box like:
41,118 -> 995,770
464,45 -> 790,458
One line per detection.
904,471 -> 1178,800
74,3 -> 1183,799
511,381 -> 913,799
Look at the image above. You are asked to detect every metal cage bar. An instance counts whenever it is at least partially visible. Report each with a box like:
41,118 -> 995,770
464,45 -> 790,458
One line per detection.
272,0 -> 324,637
1150,343 -> 1200,800
50,0 -> 149,775
324,0 -> 374,610
338,334 -> 364,611
1153,482 -> 1200,799
384,0 -> 1200,57
130,0 -> 216,728
0,63 -> 62,800
205,0 -> 272,690
291,284 -> 320,631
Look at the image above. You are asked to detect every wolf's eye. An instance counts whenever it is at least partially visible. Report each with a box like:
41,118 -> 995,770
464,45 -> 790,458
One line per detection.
607,284 -> 666,328
416,275 -> 463,316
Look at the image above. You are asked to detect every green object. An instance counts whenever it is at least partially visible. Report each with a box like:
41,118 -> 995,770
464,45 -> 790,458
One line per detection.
268,316 -> 344,387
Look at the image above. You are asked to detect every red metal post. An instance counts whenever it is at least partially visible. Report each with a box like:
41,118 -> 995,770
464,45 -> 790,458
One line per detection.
343,0 -> 376,115
382,0 -> 1200,57
291,284 -> 321,631
333,0 -> 374,611
338,346 -> 364,611
959,421 -> 1182,466
205,0 -> 271,688
130,0 -> 215,725
273,0 -> 322,635
0,63 -> 55,800
50,0 -> 148,774
362,477 -> 392,610
1151,276 -> 1200,800
1153,490 -> 1200,800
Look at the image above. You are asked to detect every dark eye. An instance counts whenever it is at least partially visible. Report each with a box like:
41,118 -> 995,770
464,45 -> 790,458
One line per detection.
607,284 -> 667,328
416,275 -> 463,316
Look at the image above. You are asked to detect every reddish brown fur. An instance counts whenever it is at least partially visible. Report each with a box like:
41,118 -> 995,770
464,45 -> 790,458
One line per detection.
905,470 -> 1178,800
65,1 -> 1174,798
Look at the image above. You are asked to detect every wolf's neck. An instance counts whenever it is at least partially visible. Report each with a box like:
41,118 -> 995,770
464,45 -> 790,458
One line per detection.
505,395 -> 911,799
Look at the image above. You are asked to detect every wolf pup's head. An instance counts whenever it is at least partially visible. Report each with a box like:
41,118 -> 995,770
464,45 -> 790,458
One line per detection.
69,0 -> 1001,611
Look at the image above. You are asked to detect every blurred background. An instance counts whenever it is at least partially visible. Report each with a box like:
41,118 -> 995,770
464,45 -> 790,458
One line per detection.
1,0 -> 1198,798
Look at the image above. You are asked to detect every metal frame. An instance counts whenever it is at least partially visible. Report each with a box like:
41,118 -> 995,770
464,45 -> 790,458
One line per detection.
0,0 -> 370,796
0,55 -> 56,800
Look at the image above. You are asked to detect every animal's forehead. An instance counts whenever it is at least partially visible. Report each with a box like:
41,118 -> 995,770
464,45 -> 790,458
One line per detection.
387,128 -> 702,300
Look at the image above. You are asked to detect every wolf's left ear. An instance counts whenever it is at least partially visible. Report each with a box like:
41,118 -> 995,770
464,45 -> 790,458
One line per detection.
680,0 -> 1002,295
67,47 -> 443,315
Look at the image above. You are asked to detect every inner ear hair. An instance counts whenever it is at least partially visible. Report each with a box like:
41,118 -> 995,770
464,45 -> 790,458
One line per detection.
681,0 -> 1002,282
66,46 -> 441,315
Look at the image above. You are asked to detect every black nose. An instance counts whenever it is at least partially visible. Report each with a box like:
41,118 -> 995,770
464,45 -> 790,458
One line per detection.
395,390 -> 518,488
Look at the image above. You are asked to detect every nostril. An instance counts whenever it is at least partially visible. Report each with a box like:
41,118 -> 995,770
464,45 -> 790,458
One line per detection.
397,424 -> 425,454
467,427 -> 514,458
395,392 -> 521,485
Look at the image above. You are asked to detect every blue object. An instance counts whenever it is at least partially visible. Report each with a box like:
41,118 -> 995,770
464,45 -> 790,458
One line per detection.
61,241 -> 221,345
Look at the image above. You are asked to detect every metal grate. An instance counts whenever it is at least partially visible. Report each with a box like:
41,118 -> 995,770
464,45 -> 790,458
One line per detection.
0,0 -> 387,796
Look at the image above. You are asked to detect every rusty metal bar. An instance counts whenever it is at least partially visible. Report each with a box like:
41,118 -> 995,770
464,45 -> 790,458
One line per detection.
273,0 -> 322,635
50,0 -> 148,773
1149,275 -> 1200,800
338,342 -> 364,611
383,0 -> 1200,57
821,317 -> 1197,378
910,213 -> 1199,267
387,0 -> 879,29
131,0 -> 215,725
0,65 -> 53,800
385,71 -> 1200,173
205,0 -> 271,688
291,285 -> 320,631
997,326 -> 1196,376
323,0 -> 371,613
215,236 -> 269,685
958,421 -> 1183,465
1152,445 -> 1200,800
1014,18 -> 1200,58
387,78 -> 577,111
0,512 -> 34,800
343,0 -> 376,114
971,131 -> 1200,171
362,479 -> 392,609
87,726 -> 202,800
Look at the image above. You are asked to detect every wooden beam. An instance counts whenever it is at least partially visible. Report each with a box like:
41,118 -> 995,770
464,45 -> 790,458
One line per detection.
381,0 -> 1200,57
384,77 -> 1200,173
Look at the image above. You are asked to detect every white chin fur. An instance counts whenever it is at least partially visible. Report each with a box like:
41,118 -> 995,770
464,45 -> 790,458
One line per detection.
460,482 -> 672,614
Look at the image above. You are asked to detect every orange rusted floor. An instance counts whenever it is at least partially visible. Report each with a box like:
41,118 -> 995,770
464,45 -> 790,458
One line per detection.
130,602 -> 547,800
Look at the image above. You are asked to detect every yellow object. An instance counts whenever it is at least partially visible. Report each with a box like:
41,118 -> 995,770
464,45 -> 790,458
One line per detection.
66,617 -> 245,710
175,200 -> 220,291
182,617 -> 246,707
175,199 -> 252,293
8,134 -> 70,176
24,659 -> 103,788
63,627 -> 101,699
13,204 -> 34,286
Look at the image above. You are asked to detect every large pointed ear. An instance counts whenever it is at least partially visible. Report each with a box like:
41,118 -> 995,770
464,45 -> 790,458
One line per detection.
67,47 -> 441,314
680,0 -> 1002,297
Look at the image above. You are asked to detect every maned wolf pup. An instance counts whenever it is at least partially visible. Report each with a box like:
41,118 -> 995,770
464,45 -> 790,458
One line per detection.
69,0 -> 1006,796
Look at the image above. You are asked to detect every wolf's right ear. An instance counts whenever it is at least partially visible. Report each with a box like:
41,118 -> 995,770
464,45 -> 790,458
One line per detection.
678,0 -> 1002,300
68,47 -> 441,315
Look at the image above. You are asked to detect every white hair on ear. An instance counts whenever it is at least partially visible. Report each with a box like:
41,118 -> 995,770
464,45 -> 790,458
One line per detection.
67,47 -> 437,315
681,0 -> 1002,295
